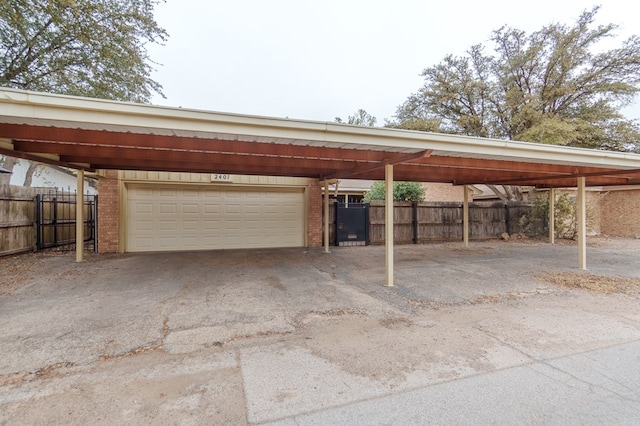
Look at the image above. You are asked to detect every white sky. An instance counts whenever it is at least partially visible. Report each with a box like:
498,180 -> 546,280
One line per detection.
148,0 -> 640,124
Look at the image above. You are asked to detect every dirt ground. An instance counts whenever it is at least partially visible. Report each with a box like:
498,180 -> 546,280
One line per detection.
1,237 -> 640,424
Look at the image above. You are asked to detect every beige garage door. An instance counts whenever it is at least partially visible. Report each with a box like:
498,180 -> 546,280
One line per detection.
126,184 -> 305,252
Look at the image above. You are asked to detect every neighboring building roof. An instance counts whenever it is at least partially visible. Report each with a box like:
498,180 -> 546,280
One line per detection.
1,88 -> 640,188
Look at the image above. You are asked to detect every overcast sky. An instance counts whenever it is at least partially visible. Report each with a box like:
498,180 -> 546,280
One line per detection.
148,0 -> 640,124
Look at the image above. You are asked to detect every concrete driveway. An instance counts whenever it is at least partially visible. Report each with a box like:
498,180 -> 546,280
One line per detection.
1,238 -> 640,424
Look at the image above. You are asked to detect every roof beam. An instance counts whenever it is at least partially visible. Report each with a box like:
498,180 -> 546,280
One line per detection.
82,157 -> 334,178
458,167 -> 640,186
323,150 -> 432,180
1,123 -> 397,162
18,141 -> 372,173
0,146 -> 93,171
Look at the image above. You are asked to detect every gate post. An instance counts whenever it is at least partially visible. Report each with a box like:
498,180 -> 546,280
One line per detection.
364,202 -> 370,245
94,195 -> 99,253
548,188 -> 555,244
323,181 -> 330,253
505,203 -> 511,235
463,186 -> 470,247
35,194 -> 42,250
412,202 -> 418,244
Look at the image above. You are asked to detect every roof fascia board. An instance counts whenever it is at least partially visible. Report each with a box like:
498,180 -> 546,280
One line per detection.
3,88 -> 640,170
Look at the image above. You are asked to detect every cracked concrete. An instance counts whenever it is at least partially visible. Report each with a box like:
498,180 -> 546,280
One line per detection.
1,237 -> 640,424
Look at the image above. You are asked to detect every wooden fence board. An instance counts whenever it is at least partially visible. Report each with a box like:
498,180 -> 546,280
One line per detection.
0,186 -> 97,256
323,200 -> 534,246
0,186 -> 39,256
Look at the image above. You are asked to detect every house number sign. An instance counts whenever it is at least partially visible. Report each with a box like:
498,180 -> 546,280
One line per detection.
212,173 -> 233,182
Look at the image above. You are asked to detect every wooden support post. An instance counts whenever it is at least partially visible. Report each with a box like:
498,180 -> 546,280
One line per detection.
385,164 -> 394,287
76,170 -> 84,263
463,185 -> 470,248
577,177 -> 586,270
323,181 -> 330,253
548,188 -> 555,245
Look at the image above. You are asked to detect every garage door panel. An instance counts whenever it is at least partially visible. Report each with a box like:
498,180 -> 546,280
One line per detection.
182,204 -> 199,214
134,203 -> 153,214
127,184 -> 304,252
204,204 -> 220,214
159,188 -> 177,197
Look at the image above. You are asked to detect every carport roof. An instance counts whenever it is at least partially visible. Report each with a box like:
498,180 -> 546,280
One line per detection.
1,87 -> 640,187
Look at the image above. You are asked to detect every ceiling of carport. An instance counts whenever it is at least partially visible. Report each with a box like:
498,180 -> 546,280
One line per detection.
1,88 -> 640,188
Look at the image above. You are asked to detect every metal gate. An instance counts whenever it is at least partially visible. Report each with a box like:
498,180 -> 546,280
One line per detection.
35,190 -> 97,252
335,202 -> 369,246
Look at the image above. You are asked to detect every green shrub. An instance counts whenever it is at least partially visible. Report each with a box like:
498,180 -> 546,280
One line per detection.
519,192 -> 577,239
364,181 -> 425,202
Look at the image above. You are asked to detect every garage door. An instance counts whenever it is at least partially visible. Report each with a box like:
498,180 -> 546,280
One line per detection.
126,184 -> 305,252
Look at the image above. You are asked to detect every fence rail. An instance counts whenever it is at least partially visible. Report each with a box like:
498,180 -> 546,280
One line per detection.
324,200 -> 534,246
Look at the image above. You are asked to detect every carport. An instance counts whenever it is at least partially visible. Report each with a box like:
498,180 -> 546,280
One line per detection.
2,88 -> 640,285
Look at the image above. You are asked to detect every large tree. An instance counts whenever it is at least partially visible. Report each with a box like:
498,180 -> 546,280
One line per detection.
335,109 -> 377,126
0,0 -> 168,185
392,7 -> 640,156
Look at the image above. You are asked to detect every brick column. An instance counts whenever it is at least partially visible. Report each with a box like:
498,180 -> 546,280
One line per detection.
97,170 -> 120,253
306,179 -> 322,247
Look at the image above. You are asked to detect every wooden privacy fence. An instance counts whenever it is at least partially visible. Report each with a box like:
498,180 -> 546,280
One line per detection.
324,201 -> 533,246
0,185 -> 97,257
0,185 -> 39,256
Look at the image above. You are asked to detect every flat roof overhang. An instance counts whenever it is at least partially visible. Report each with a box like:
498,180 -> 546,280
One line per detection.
1,88 -> 640,187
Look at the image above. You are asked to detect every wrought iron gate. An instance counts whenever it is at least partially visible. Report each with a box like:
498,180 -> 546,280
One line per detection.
335,202 -> 369,246
35,190 -> 97,252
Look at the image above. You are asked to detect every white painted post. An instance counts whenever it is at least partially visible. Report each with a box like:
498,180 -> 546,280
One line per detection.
76,170 -> 85,263
323,181 -> 330,254
548,188 -> 555,244
577,177 -> 586,270
463,185 -> 470,248
385,164 -> 394,287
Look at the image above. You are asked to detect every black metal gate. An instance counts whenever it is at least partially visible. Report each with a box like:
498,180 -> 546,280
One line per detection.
35,190 -> 98,252
335,202 -> 369,246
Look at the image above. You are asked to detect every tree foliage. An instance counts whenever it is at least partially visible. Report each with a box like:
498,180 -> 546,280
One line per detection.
392,7 -> 640,153
0,0 -> 167,103
364,181 -> 425,202
335,109 -> 377,126
519,191 -> 605,239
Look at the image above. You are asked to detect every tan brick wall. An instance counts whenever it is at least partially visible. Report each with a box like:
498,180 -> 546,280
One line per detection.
306,179 -> 322,247
424,183 -> 465,202
97,170 -> 120,253
601,189 -> 640,237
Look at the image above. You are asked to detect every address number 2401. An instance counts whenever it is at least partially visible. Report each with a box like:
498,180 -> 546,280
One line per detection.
212,173 -> 233,182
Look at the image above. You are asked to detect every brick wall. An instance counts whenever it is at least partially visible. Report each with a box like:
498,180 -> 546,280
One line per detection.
423,183 -> 465,202
307,179 -> 322,247
97,170 -> 120,253
600,189 -> 640,237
